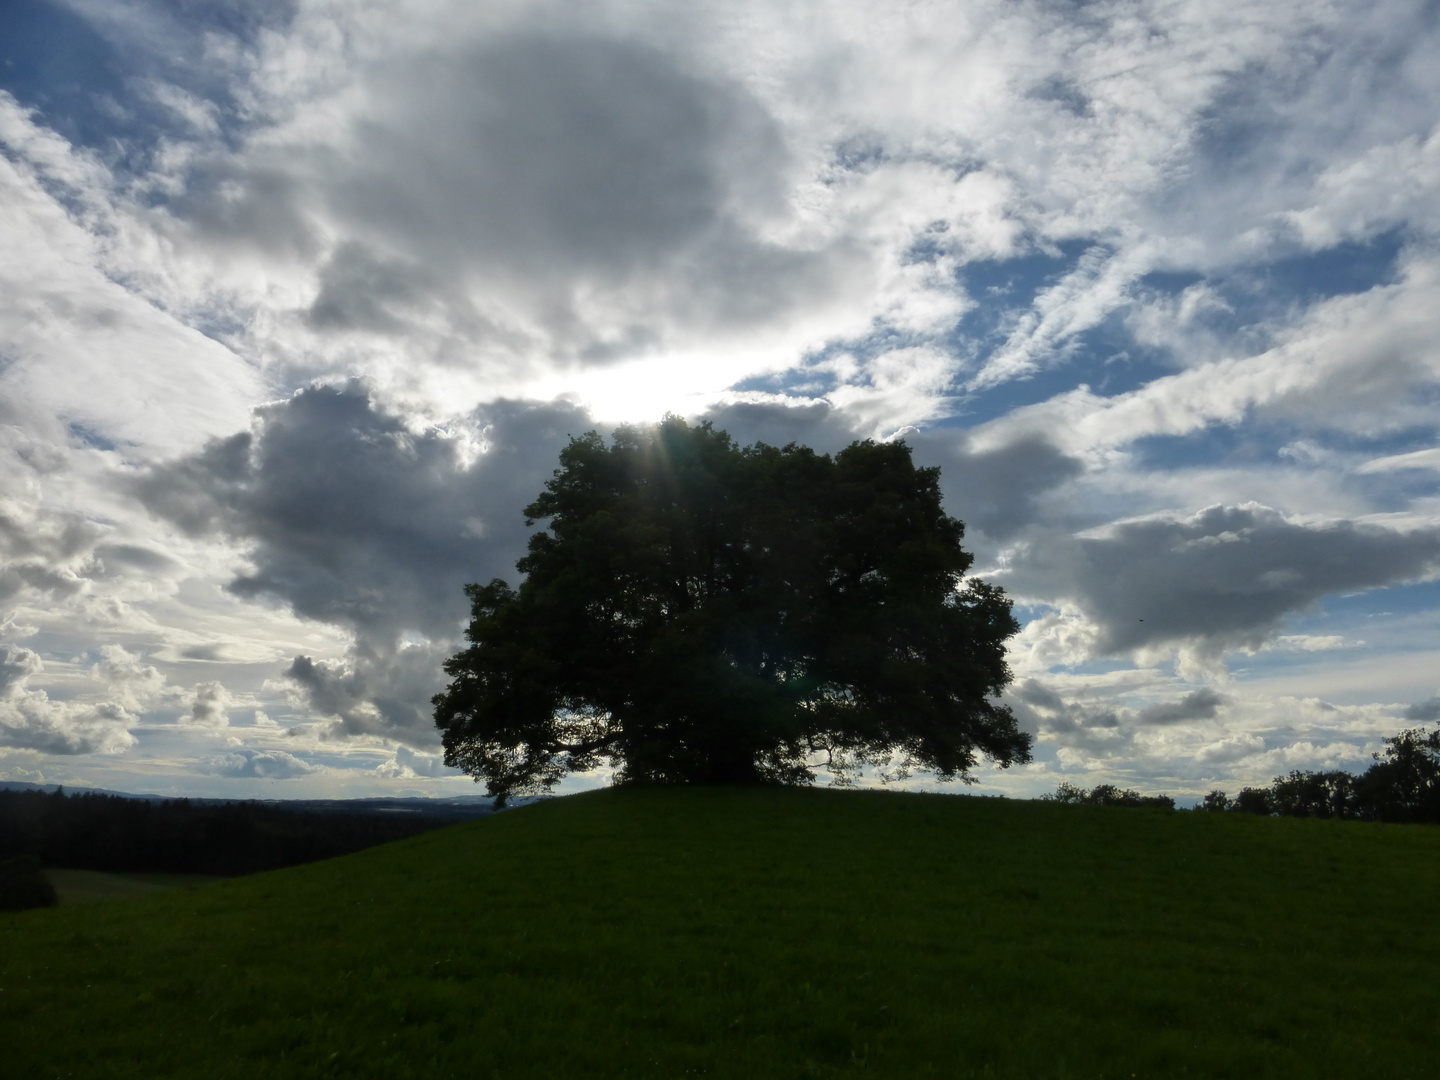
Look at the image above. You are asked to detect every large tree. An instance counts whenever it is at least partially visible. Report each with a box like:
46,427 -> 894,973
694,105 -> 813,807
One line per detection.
434,418 -> 1030,798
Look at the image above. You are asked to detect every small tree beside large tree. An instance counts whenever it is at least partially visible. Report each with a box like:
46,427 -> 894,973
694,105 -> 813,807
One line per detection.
434,417 -> 1031,799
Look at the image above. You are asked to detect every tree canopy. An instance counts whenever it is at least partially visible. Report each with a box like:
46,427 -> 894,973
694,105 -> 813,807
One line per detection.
434,417 -> 1031,798
1205,726 -> 1440,823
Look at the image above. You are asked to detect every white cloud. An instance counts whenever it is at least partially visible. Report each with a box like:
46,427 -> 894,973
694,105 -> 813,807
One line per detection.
0,98 -> 263,460
375,745 -> 453,779
94,645 -> 168,712
202,747 -> 316,779
0,645 -> 136,755
186,681 -> 231,727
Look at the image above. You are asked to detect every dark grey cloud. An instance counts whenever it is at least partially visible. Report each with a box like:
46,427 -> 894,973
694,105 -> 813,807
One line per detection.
698,401 -> 866,455
136,382 -> 591,741
0,502 -> 101,603
1015,504 -> 1440,656
137,382 -> 588,640
283,644 -> 444,741
91,542 -> 181,576
176,164 -> 319,255
699,402 -> 1085,542
1014,677 -> 1066,714
1009,679 -> 1225,761
924,433 -> 1084,541
1404,697 -> 1440,723
188,681 -> 229,727
1137,688 -> 1225,726
337,33 -> 789,279
0,505 -> 98,563
0,562 -> 86,605
1008,677 -> 1130,756
175,30 -> 834,357
304,242 -> 436,334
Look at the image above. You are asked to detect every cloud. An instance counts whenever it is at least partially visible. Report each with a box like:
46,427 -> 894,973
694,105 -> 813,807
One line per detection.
983,253 -> 1440,460
375,745 -> 453,780
1404,697 -> 1440,723
187,681 -> 231,727
1358,447 -> 1440,474
0,644 -> 135,754
137,382 -> 590,641
282,646 -> 444,742
136,382 -> 593,741
0,99 -> 262,457
0,643 -> 43,693
0,499 -> 98,605
1194,732 -> 1267,766
161,25 -> 857,400
1009,677 -> 1135,758
1137,688 -> 1226,727
1012,503 -> 1440,660
925,433 -> 1085,542
701,401 -> 1085,541
94,645 -> 167,712
1007,674 -> 1392,787
202,747 -> 316,779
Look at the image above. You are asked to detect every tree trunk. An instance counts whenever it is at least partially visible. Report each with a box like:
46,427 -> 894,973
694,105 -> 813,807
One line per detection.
700,743 -> 762,786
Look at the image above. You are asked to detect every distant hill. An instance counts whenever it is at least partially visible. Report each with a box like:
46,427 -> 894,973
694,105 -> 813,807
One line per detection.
0,779 -> 509,820
0,783 -> 537,878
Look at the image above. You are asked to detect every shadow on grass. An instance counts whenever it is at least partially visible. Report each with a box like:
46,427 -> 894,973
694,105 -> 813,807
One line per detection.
42,868 -> 223,906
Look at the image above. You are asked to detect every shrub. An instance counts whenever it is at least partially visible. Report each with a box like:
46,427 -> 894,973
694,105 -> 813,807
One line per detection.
0,853 -> 58,912
1044,782 -> 1175,809
1232,788 -> 1273,815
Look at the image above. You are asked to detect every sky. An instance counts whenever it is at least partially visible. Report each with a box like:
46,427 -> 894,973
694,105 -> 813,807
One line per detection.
2,0 -> 1439,803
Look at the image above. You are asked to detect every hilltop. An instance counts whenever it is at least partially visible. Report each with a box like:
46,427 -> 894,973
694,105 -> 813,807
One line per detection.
2,786 -> 1437,1078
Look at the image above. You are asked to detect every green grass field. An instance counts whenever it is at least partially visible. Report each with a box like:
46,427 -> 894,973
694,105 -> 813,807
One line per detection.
43,869 -> 223,906
2,786 -> 1437,1078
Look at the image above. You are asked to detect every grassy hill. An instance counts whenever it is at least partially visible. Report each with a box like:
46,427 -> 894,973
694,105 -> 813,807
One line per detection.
2,786 -> 1437,1078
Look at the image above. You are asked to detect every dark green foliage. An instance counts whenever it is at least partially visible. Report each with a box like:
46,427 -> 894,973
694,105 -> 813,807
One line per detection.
1211,727 -> 1440,823
435,418 -> 1030,798
2,787 -> 1439,1078
1353,726 -> 1440,822
1268,770 -> 1357,819
1200,789 -> 1231,811
1044,781 -> 1175,809
1233,787 -> 1275,815
0,789 -> 465,876
0,853 -> 57,911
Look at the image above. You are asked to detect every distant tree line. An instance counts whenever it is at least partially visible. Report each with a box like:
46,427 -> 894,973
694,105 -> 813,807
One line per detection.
1046,727 -> 1440,823
0,789 -> 461,881
1043,783 -> 1175,810
1200,727 -> 1440,823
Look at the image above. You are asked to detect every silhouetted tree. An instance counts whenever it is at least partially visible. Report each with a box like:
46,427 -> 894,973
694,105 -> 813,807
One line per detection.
1205,727 -> 1440,824
1200,790 -> 1231,812
1232,787 -> 1273,815
1268,770 -> 1357,819
1354,727 -> 1440,823
435,418 -> 1031,799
